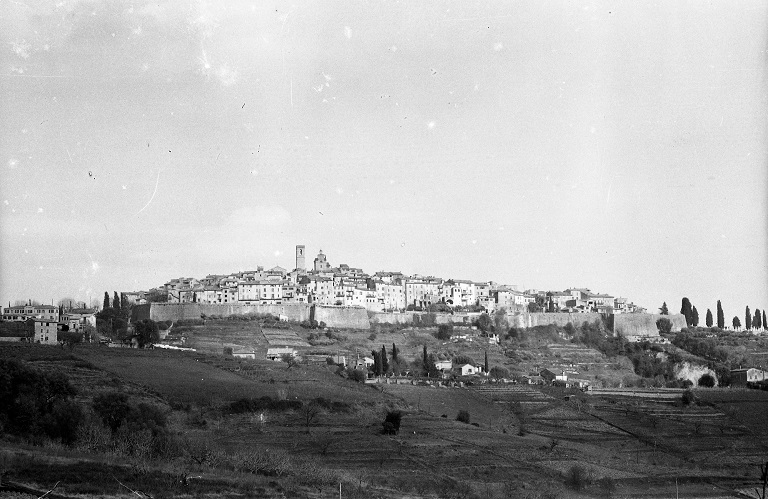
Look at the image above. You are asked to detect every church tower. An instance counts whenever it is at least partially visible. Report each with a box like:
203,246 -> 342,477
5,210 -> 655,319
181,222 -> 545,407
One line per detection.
296,245 -> 306,271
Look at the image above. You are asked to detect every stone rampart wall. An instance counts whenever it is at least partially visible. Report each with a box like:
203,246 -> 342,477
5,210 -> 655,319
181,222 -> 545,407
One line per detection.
313,306 -> 370,329
138,302 -> 368,329
614,313 -> 686,337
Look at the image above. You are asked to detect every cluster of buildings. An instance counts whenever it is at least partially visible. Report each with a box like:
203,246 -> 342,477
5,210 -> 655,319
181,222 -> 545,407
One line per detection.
124,245 -> 644,315
0,301 -> 97,345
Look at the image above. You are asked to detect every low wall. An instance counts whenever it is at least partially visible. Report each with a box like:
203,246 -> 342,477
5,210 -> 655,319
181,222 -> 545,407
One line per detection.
370,312 -> 416,325
136,302 -> 369,329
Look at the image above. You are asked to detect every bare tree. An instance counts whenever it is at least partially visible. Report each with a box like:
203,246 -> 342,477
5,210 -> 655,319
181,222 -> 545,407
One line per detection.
301,400 -> 323,434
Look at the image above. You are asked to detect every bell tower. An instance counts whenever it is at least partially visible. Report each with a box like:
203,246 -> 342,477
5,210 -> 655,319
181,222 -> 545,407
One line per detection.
296,245 -> 306,271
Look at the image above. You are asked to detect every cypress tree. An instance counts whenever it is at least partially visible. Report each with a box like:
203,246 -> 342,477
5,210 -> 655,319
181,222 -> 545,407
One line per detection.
659,302 -> 669,315
113,292 -> 120,310
716,301 -> 724,329
381,345 -> 389,374
392,343 -> 398,362
484,351 -> 489,374
705,309 -> 713,328
680,298 -> 693,326
691,306 -> 699,327
103,292 -> 110,310
733,316 -> 741,329
763,310 -> 767,331
371,350 -> 381,376
422,345 -> 428,376
754,309 -> 762,330
745,306 -> 752,330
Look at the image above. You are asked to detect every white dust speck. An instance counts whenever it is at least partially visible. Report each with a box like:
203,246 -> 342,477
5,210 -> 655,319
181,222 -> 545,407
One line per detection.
427,121 -> 436,129
21,128 -> 28,134
38,266 -> 43,270
217,64 -> 238,86
335,187 -> 343,195
274,250 -> 281,257
43,44 -> 50,51
250,170 -> 258,176
322,72 -> 332,81
24,249 -> 28,253
498,226 -> 504,231
472,240 -> 477,245
3,200 -> 8,205
12,40 -> 31,59
37,207 -> 43,213
8,159 -> 18,169
132,26 -> 143,36
401,242 -> 405,247
344,26 -> 352,39
493,42 -> 503,51
390,45 -> 397,52
11,67 -> 24,74
389,179 -> 395,185
91,261 -> 99,273
122,185 -> 127,190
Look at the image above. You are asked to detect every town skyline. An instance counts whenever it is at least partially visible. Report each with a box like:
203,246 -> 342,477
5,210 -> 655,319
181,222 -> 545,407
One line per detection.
1,1 -> 766,320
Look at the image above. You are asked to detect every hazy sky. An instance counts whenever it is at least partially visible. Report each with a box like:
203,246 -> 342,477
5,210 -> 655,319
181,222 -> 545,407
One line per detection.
1,0 -> 766,318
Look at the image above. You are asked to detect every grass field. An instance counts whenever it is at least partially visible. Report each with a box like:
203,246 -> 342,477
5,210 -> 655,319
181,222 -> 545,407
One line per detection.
2,337 -> 768,499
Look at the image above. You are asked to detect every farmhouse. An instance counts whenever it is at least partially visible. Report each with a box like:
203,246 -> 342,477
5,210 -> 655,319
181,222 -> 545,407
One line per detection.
455,364 -> 477,376
435,360 -> 453,372
266,347 -> 297,361
730,367 -> 768,386
540,369 -> 567,384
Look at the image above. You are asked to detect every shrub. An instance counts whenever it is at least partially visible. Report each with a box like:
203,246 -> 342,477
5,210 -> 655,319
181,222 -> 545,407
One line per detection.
565,464 -> 591,491
697,373 -> 716,388
656,318 -> 673,334
382,411 -> 402,434
227,397 -> 302,414
436,324 -> 453,340
681,389 -> 695,405
456,410 -> 470,424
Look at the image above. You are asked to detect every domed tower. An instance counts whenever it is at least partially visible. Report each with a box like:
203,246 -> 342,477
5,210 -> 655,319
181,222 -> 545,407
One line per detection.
314,250 -> 331,272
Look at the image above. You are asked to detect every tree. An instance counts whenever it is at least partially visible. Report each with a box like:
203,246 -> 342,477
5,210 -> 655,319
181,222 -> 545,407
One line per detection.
733,316 -> 741,329
476,313 -> 493,333
58,330 -> 82,349
133,319 -> 159,348
113,292 -> 120,311
392,343 -> 398,363
691,306 -> 699,327
422,345 -> 428,375
680,298 -> 693,326
489,366 -> 510,381
717,300 -> 725,329
656,317 -> 673,334
484,351 -> 489,374
371,350 -> 382,376
300,400 -> 323,434
659,302 -> 669,315
382,411 -> 402,435
456,410 -> 470,424
754,309 -> 762,330
381,345 -> 389,374
763,310 -> 767,331
705,309 -> 713,328
493,307 -> 509,333
436,324 -> 453,340
698,373 -> 716,388
103,292 -> 110,311
93,392 -> 132,432
745,306 -> 752,330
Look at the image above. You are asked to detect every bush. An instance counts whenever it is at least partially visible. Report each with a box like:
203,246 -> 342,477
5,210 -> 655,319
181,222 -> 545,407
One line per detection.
382,411 -> 402,435
565,464 -> 591,491
228,397 -> 302,414
436,324 -> 453,340
456,410 -> 470,424
656,318 -> 673,334
698,373 -> 716,388
681,389 -> 695,405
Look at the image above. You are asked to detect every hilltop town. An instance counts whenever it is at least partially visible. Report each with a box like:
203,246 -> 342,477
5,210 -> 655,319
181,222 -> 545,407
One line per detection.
122,245 -> 645,315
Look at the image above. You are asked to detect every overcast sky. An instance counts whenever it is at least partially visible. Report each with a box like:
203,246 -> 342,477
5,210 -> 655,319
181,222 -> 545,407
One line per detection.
1,0 -> 766,318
